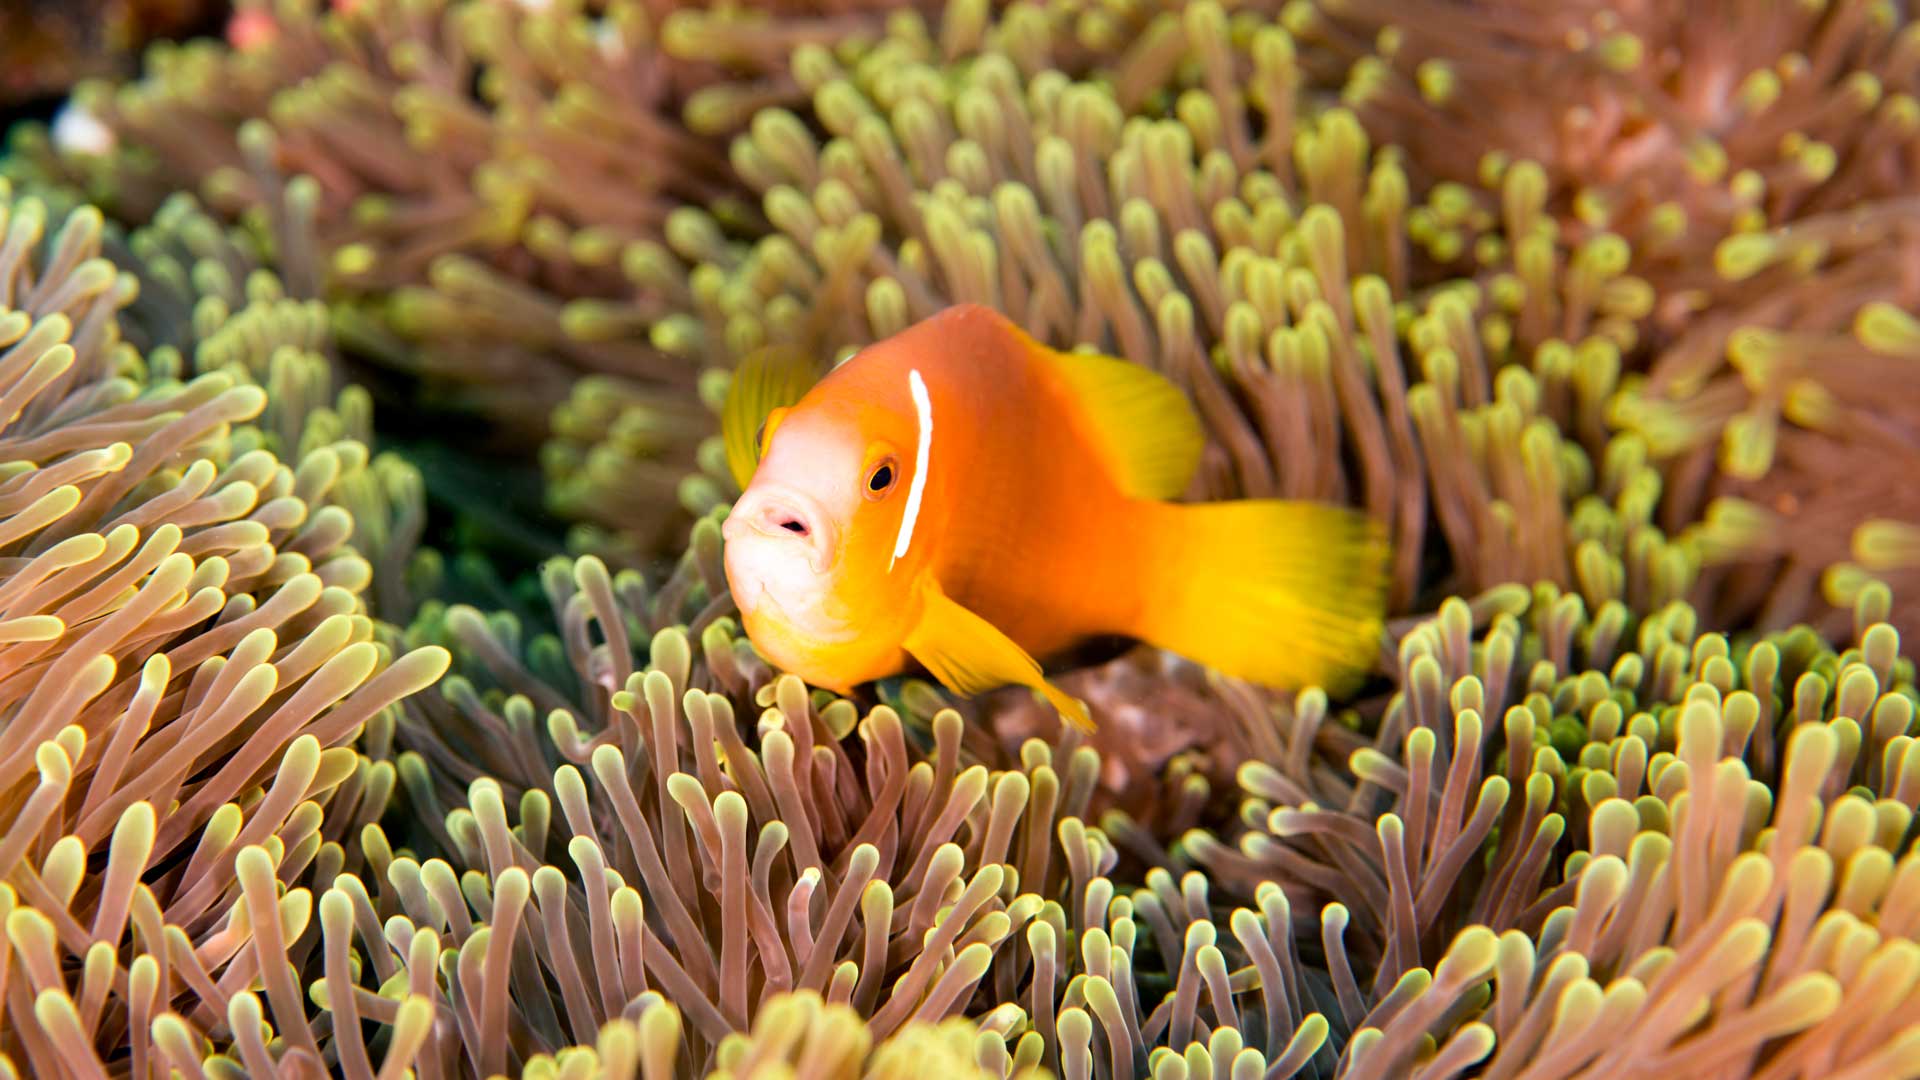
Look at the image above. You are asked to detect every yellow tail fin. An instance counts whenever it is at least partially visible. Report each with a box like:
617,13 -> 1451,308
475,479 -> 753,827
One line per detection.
1136,500 -> 1390,696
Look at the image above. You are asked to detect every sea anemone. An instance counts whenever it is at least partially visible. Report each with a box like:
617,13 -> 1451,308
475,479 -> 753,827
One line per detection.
383,541 -> 1367,1076
383,537 -> 1920,1077
1193,581 -> 1920,1077
7,0 -> 991,557
0,180 -> 450,1072
560,3 -> 1681,627
1283,0 -> 1920,639
5,2 -> 1920,1077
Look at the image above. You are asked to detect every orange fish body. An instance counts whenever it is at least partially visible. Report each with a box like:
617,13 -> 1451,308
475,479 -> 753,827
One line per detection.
721,304 -> 1388,729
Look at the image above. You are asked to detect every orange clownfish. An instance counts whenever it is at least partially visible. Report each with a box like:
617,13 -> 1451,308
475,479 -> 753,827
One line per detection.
718,303 -> 1389,731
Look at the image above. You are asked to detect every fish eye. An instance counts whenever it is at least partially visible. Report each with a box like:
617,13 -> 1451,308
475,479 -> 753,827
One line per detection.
864,457 -> 898,499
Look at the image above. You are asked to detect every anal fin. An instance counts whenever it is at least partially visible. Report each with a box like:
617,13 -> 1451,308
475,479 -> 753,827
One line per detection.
902,577 -> 1094,733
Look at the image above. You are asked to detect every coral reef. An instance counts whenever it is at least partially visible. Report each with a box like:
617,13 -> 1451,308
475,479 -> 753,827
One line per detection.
3,0 -> 1920,1077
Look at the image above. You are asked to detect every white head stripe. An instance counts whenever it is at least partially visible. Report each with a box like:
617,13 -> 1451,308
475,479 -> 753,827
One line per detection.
889,368 -> 934,570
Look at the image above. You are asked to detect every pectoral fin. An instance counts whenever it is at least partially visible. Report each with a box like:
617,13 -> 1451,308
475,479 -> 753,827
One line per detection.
902,578 -> 1094,732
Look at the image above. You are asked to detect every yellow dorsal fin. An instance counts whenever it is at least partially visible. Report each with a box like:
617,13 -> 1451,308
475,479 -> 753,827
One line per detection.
721,344 -> 823,490
1040,345 -> 1206,500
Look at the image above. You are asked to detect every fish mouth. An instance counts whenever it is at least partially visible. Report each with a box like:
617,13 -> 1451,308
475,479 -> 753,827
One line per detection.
722,486 -> 838,575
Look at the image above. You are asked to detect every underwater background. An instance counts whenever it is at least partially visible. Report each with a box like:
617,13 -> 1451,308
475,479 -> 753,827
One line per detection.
4,0 -> 1920,1076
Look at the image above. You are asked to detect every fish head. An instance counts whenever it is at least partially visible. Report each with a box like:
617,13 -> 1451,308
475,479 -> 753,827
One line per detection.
722,378 -> 931,663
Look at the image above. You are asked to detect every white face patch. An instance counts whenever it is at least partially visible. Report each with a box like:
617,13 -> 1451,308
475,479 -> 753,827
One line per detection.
889,368 -> 934,571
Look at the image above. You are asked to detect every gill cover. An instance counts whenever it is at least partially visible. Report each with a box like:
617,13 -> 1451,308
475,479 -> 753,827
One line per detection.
721,344 -> 825,490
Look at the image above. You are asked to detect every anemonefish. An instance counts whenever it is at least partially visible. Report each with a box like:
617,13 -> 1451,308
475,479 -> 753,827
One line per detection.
719,303 -> 1389,731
